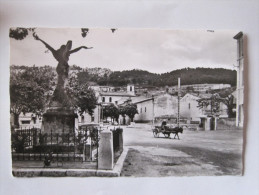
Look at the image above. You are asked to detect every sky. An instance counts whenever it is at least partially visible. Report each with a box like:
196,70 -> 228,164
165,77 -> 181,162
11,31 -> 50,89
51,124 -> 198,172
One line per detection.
10,28 -> 239,74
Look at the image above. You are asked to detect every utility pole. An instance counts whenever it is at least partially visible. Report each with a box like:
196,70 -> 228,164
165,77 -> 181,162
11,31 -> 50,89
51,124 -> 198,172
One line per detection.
152,95 -> 155,126
177,78 -> 181,128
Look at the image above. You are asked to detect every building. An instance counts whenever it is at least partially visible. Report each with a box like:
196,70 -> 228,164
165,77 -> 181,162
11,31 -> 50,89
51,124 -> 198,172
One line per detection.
132,97 -> 154,123
98,84 -> 136,105
169,83 -> 231,94
234,32 -> 244,127
10,113 -> 42,129
154,93 -> 178,119
180,93 -> 203,122
79,84 -> 136,125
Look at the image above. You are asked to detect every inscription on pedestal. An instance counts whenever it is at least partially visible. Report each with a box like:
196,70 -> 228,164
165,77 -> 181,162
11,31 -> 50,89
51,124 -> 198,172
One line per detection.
41,109 -> 77,134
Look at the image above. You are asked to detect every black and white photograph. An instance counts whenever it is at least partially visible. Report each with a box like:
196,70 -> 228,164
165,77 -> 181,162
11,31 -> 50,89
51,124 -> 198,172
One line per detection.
1,1 -> 259,195
10,28 -> 244,177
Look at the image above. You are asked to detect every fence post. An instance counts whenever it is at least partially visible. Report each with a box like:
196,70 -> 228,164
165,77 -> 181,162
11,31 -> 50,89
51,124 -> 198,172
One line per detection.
98,131 -> 114,170
118,128 -> 123,152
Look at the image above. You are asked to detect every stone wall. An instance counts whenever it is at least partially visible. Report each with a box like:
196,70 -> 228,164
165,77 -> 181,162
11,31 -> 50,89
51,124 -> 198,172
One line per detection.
217,118 -> 236,130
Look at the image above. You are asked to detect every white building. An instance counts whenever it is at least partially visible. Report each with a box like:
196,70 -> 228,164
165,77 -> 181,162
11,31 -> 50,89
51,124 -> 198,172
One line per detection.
132,97 -> 154,123
11,113 -> 42,129
234,32 -> 244,127
180,93 -> 203,122
154,93 -> 178,119
98,84 -> 136,105
79,84 -> 136,125
169,83 -> 231,94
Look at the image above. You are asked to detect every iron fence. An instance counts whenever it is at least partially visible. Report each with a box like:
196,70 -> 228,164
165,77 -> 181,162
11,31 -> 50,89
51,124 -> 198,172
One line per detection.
11,127 -> 100,163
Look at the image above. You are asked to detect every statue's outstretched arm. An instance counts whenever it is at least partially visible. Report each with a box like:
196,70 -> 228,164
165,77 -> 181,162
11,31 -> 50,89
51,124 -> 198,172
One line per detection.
69,46 -> 93,54
33,33 -> 56,54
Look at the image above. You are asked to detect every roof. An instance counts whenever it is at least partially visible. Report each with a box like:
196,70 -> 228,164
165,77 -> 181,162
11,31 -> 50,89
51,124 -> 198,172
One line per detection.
99,92 -> 136,97
116,96 -> 153,105
233,31 -> 243,39
181,93 -> 200,100
132,97 -> 153,104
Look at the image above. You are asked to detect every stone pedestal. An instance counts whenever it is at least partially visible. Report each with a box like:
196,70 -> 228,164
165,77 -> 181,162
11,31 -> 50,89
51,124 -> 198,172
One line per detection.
98,131 -> 114,170
41,107 -> 78,134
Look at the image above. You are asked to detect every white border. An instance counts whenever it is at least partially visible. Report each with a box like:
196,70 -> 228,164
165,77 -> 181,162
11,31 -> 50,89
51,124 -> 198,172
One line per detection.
0,1 -> 259,194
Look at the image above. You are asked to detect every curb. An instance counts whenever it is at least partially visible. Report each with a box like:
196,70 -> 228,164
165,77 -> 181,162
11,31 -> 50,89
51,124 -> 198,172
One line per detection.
12,148 -> 129,177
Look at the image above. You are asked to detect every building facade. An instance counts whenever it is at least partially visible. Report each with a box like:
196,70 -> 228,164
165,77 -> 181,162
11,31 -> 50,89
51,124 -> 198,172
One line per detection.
180,93 -> 203,122
234,32 -> 244,127
154,93 -> 178,119
133,98 -> 154,123
169,83 -> 231,94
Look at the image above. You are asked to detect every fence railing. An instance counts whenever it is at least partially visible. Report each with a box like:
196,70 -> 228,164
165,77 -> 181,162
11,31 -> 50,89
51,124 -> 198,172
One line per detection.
11,127 -> 100,163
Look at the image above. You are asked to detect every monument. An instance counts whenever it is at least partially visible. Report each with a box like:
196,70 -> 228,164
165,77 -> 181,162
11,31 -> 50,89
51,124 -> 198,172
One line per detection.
33,33 -> 93,134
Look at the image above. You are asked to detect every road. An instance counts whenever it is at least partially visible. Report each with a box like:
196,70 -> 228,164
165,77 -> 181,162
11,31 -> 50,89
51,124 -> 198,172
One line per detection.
120,124 -> 243,177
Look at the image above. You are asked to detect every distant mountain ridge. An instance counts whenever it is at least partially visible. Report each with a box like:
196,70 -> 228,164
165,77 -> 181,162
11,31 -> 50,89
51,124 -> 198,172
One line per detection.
95,67 -> 237,87
11,65 -> 237,87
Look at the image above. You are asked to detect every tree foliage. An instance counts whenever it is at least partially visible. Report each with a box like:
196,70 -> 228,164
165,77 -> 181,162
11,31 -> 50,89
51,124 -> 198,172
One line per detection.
10,27 -> 88,40
197,93 -> 235,118
221,94 -> 236,118
10,65 -> 55,127
70,67 -> 236,88
67,75 -> 97,116
103,104 -> 119,122
9,28 -> 34,40
197,93 -> 222,115
122,103 -> 138,122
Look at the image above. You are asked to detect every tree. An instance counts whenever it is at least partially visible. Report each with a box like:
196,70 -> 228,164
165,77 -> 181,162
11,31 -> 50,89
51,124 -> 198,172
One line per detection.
67,75 -> 97,116
123,103 -> 138,122
10,28 -> 89,41
197,93 -> 221,116
9,28 -> 35,40
10,66 -> 55,128
119,105 -> 127,125
197,92 -> 236,118
221,94 -> 236,118
216,88 -> 236,118
103,104 -> 119,122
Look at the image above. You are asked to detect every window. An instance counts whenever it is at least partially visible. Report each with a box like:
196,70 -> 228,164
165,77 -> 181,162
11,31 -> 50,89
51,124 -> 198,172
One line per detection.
145,107 -> 147,112
115,101 -> 118,105
189,103 -> 191,109
21,120 -> 30,124
109,97 -> 112,102
130,86 -> 132,91
102,97 -> 105,102
140,108 -> 142,113
91,116 -> 94,122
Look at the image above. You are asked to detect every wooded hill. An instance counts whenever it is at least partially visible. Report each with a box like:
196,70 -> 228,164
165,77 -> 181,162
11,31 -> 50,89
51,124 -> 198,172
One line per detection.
11,65 -> 237,87
91,67 -> 236,87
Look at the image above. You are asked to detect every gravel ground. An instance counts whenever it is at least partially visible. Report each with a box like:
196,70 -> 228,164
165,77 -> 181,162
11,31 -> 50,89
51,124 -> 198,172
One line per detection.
121,124 -> 243,177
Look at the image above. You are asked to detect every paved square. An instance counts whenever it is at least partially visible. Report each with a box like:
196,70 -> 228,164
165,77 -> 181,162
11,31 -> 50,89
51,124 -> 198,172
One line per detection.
121,124 -> 243,177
